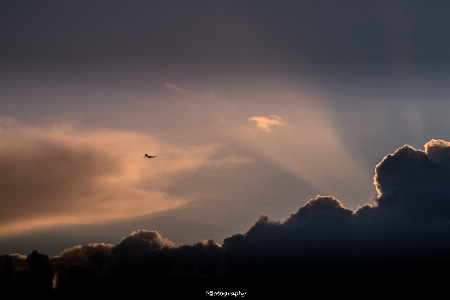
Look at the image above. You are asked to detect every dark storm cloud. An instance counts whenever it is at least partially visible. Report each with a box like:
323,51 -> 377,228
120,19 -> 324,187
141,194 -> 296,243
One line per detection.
0,254 -> 27,270
4,139 -> 450,295
51,243 -> 113,266
3,1 -> 450,70
0,250 -> 54,293
351,140 -> 450,267
50,230 -> 222,294
373,139 -> 450,220
113,230 -> 176,253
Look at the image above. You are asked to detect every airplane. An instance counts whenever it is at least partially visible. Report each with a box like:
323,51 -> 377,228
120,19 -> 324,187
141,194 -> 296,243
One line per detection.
143,154 -> 158,158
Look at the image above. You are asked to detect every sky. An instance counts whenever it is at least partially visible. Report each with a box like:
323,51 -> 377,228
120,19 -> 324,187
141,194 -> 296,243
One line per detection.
2,0 -> 450,269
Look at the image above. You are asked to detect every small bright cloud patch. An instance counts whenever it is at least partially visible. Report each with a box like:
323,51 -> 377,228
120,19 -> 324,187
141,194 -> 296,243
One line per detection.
248,115 -> 284,132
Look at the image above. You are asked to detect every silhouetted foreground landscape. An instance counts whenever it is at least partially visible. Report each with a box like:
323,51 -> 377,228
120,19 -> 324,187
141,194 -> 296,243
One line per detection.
2,140 -> 450,296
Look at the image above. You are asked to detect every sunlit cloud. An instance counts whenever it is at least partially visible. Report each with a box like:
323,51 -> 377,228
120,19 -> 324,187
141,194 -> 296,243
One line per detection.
248,115 -> 284,132
0,117 -> 249,236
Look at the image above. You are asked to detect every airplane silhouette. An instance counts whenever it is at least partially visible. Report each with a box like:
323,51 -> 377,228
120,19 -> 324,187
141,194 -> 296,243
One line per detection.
143,154 -> 158,158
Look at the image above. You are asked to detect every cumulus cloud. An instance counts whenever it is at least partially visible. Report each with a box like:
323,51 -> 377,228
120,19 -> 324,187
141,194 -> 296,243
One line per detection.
425,139 -> 450,165
4,139 -> 450,295
116,230 -> 176,251
221,140 -> 450,290
51,243 -> 114,266
0,117 -> 250,236
247,115 -> 284,132
373,139 -> 450,220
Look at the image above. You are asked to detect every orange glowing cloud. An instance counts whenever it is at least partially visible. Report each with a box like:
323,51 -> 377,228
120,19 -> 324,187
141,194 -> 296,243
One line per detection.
0,117 -> 249,236
248,115 -> 284,132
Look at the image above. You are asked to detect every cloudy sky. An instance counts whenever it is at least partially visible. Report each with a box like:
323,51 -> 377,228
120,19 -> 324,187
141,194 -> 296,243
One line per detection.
2,0 -> 450,257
